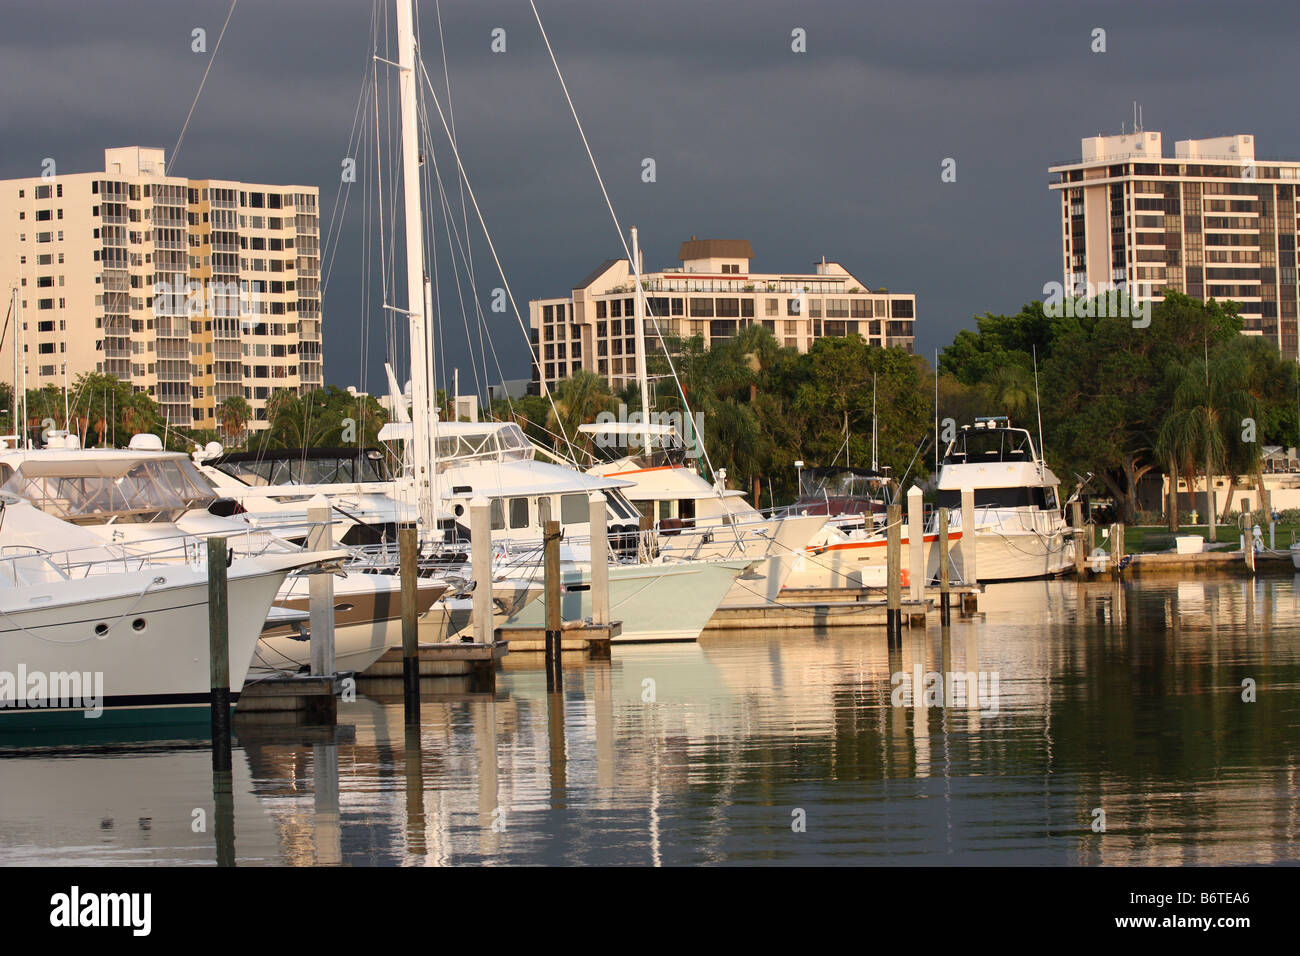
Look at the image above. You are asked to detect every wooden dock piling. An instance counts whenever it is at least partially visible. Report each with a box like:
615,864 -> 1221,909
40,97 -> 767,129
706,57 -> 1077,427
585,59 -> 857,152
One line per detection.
471,497 -> 493,646
544,519 -> 563,689
399,527 -> 419,718
207,536 -> 232,773
907,484 -> 924,603
1071,501 -> 1085,577
960,488 -> 977,587
307,498 -> 336,679
886,503 -> 902,646
938,507 -> 951,626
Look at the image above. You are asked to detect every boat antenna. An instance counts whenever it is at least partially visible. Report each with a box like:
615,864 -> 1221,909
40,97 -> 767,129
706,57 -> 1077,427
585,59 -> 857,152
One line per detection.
871,373 -> 878,472
933,348 -> 939,475
1032,344 -> 1046,480
891,435 -> 931,505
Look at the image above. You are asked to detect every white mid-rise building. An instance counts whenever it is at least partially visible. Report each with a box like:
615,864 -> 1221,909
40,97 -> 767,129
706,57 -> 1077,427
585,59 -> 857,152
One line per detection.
529,238 -> 917,393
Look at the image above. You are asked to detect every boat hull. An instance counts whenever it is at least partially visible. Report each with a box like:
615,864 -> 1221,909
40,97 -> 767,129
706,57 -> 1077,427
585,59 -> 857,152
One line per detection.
256,572 -> 446,674
504,560 -> 749,642
0,559 -> 293,726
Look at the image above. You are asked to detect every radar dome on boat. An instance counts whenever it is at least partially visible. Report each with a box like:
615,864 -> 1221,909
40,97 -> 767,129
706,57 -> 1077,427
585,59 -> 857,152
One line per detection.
128,433 -> 164,451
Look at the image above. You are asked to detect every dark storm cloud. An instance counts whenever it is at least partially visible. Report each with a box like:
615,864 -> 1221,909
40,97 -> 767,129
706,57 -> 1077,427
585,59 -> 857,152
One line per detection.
4,0 -> 1300,395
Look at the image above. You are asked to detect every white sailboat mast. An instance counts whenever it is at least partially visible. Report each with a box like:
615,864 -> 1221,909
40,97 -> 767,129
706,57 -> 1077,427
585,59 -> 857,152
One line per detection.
10,287 -> 18,447
397,0 -> 435,525
630,226 -> 652,457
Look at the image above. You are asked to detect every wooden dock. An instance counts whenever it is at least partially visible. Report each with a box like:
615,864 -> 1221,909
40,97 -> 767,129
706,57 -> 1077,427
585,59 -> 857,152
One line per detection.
236,673 -> 342,722
702,582 -> 980,631
494,622 -> 620,656
361,641 -> 509,678
1085,549 -> 1293,576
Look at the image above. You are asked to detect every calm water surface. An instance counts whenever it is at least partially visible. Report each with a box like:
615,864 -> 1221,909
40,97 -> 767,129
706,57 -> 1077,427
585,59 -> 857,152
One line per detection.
3,577 -> 1299,865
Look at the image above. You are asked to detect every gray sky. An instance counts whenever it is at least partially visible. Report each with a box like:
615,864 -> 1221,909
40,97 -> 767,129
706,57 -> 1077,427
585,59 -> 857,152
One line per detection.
4,0 -> 1300,398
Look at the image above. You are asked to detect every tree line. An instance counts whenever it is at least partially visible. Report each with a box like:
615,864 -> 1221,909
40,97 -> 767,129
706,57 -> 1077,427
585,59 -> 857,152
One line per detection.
500,292 -> 1298,521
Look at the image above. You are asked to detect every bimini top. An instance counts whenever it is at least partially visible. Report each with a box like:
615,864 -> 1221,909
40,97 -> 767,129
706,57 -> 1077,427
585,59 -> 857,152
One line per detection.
0,448 -> 217,523
378,420 -> 535,468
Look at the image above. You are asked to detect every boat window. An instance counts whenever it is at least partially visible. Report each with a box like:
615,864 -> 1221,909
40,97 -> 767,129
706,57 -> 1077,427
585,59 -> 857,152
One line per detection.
937,487 -> 1054,510
659,500 -> 673,521
538,497 -> 552,526
508,496 -> 529,529
490,498 -> 505,531
606,489 -> 637,520
560,494 -> 588,525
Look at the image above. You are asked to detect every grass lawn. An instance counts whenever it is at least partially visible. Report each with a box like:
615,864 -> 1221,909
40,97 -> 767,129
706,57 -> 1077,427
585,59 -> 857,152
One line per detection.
1098,524 -> 1300,554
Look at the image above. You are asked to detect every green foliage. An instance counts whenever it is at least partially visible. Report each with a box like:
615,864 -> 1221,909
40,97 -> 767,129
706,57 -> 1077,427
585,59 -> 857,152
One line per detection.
253,386 -> 389,451
941,290 -> 1294,523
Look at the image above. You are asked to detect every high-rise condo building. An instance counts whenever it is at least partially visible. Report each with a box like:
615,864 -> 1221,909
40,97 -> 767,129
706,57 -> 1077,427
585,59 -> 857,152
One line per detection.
1050,132 -> 1300,357
0,146 -> 323,431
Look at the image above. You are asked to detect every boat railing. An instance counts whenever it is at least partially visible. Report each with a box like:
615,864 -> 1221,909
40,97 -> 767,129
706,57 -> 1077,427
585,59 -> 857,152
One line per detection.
0,523 -> 304,583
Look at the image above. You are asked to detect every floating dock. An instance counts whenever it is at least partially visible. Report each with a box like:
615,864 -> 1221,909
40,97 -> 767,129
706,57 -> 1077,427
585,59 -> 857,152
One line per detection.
494,622 -> 620,655
361,641 -> 508,678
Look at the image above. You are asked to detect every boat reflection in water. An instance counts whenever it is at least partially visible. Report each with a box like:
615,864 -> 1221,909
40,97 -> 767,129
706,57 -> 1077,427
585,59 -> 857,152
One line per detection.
3,574 -> 1298,865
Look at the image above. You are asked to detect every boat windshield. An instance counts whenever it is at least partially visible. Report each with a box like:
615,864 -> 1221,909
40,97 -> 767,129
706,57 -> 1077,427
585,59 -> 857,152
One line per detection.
207,450 -> 390,486
944,427 -> 1037,466
433,424 -> 534,470
1,457 -> 218,524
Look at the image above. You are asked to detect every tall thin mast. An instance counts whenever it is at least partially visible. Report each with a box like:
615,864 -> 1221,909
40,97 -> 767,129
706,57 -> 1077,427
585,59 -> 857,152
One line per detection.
871,373 -> 878,472
17,289 -> 27,448
397,0 -> 434,525
630,226 -> 651,457
10,288 -> 18,447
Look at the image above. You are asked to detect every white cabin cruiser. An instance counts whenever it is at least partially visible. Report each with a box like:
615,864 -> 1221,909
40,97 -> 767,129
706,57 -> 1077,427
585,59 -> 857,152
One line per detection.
929,417 -> 1074,581
786,418 -> 1073,586
0,444 -> 448,674
0,495 -> 339,726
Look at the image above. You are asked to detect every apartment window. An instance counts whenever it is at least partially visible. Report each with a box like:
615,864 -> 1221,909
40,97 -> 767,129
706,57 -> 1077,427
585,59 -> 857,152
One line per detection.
35,185 -> 51,200
689,298 -> 714,317
766,298 -> 779,316
787,298 -> 802,316
610,299 -> 622,318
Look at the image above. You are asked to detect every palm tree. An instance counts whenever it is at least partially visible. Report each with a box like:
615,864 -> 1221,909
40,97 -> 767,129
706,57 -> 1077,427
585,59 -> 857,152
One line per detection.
547,369 -> 615,459
989,364 -> 1034,422
1159,350 -> 1251,542
217,395 -> 252,448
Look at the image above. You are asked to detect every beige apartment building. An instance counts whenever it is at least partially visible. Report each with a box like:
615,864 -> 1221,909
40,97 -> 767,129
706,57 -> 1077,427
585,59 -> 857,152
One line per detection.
0,146 -> 323,432
1050,132 -> 1300,357
529,238 -> 916,393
